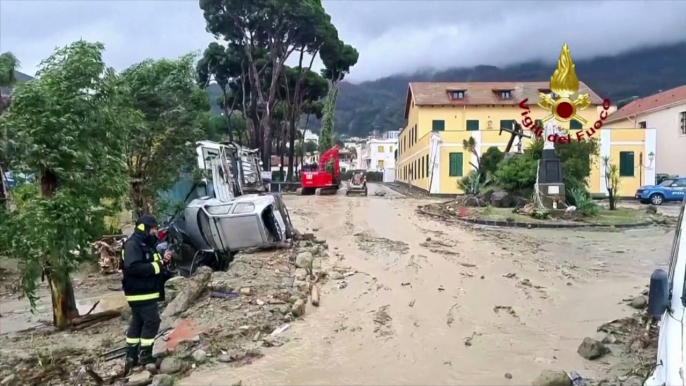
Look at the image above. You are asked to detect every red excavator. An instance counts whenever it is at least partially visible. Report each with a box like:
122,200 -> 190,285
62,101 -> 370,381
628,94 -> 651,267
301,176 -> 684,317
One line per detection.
297,146 -> 340,195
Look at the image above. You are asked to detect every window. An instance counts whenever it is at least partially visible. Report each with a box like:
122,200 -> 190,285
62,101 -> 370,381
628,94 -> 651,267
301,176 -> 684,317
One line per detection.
500,90 -> 512,99
426,155 -> 429,176
674,179 -> 686,187
390,146 -> 394,153
500,120 -> 514,131
377,160 -> 384,168
414,125 -> 418,142
378,146 -> 385,153
421,157 -> 424,178
619,151 -> 635,177
466,120 -> 479,131
432,120 -> 445,132
638,121 -> 647,129
680,112 -> 686,134
449,152 -> 463,177
535,119 -> 543,128
451,91 -> 465,99
570,119 -> 583,130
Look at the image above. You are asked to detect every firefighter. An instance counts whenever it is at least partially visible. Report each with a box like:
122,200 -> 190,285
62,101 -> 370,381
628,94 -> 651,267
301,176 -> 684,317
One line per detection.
122,214 -> 170,374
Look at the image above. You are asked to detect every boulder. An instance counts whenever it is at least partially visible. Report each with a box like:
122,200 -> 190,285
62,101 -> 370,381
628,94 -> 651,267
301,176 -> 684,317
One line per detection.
489,190 -> 513,208
291,298 -> 306,317
531,370 -> 572,386
159,357 -> 182,374
577,337 -> 609,360
128,371 -> 152,386
295,252 -> 314,269
630,295 -> 647,309
164,276 -> 187,303
478,188 -> 495,203
192,349 -> 207,363
151,374 -> 175,386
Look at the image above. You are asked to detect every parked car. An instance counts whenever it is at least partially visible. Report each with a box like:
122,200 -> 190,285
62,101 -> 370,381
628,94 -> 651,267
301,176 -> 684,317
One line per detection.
635,177 -> 686,205
644,197 -> 685,386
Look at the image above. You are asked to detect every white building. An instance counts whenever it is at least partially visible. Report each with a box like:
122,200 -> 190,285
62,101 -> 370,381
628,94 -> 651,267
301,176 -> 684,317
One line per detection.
303,129 -> 319,144
606,84 -> 686,177
360,136 -> 397,175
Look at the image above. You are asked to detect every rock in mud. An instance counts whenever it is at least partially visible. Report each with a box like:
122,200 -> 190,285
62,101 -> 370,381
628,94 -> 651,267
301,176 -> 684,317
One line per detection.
329,272 -> 345,280
489,190 -> 513,208
192,349 -> 207,363
577,337 -> 609,360
292,298 -> 306,317
159,357 -> 182,374
145,363 -> 158,373
151,374 -> 175,386
0,374 -> 16,386
128,370 -> 152,385
630,295 -> 647,309
164,276 -> 187,303
532,370 -> 572,386
295,252 -> 314,269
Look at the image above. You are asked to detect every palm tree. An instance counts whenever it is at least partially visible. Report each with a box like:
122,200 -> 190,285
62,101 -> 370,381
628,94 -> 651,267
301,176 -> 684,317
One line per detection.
0,51 -> 20,209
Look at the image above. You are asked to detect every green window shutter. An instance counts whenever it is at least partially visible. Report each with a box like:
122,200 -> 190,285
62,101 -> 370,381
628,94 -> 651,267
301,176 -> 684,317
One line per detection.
500,120 -> 513,131
426,154 -> 429,176
570,119 -> 583,130
535,119 -> 543,128
449,153 -> 463,177
619,151 -> 635,177
466,120 -> 479,131
432,120 -> 445,131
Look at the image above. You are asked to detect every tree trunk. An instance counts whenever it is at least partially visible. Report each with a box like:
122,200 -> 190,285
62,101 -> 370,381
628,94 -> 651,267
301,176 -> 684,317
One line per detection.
608,190 -> 616,210
47,270 -> 80,329
220,89 -> 234,143
287,122 -> 296,181
0,162 -> 7,211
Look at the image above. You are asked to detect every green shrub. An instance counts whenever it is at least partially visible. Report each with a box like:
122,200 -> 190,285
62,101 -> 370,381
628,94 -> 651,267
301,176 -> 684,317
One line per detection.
457,170 -> 482,194
569,187 -> 598,217
494,155 -> 537,192
480,147 -> 504,177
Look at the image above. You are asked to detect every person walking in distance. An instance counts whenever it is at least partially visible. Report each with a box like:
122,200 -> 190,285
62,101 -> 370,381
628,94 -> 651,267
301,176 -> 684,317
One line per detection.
122,215 -> 171,374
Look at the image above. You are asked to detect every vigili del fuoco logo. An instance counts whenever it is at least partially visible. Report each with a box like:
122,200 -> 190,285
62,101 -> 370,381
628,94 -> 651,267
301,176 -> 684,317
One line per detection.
518,43 -> 612,144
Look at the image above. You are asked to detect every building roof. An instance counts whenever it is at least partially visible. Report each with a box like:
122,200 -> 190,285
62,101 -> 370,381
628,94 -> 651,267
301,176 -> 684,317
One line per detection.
404,81 -> 604,119
606,84 -> 686,123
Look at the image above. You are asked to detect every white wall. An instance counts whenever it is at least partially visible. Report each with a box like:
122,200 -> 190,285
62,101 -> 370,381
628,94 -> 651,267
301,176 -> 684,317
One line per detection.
368,138 -> 397,171
609,101 -> 686,176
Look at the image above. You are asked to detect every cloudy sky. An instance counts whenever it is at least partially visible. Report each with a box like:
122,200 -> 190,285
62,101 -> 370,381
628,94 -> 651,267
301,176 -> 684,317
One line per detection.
2,0 -> 686,83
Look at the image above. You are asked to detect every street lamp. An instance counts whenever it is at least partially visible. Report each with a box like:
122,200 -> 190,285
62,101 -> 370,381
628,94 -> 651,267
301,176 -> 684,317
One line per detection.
648,151 -> 655,166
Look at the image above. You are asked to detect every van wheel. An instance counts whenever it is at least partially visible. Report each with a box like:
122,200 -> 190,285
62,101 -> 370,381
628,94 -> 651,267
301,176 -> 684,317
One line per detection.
650,193 -> 664,205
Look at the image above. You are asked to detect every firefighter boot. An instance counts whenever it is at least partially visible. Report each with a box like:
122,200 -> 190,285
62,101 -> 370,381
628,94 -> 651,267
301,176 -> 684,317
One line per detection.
123,345 -> 139,376
139,346 -> 154,366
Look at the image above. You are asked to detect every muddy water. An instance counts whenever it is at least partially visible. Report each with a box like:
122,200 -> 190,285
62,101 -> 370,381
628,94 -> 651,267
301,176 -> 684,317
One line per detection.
182,184 -> 672,386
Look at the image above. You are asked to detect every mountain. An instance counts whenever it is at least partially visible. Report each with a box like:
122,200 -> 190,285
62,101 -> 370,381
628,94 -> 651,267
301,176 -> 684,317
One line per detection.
324,41 -> 686,137
0,71 -> 33,95
201,42 -> 686,137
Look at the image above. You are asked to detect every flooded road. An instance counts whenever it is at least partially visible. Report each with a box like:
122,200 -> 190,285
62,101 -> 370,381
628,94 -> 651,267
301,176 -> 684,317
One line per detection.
182,184 -> 672,385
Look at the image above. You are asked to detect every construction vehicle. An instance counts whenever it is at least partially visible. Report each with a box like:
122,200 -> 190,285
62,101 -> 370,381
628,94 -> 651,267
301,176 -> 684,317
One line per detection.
346,169 -> 368,196
297,146 -> 340,195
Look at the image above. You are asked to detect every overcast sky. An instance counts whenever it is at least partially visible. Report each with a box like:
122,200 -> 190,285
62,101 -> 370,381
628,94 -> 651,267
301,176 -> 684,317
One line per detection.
2,0 -> 686,83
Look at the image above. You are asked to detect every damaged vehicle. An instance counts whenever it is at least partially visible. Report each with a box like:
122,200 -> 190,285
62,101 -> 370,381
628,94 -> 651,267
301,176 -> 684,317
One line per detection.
644,196 -> 685,386
160,140 -> 294,277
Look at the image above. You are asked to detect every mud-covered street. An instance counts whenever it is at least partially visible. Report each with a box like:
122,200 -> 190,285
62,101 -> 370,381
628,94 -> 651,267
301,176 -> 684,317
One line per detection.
180,184 -> 671,386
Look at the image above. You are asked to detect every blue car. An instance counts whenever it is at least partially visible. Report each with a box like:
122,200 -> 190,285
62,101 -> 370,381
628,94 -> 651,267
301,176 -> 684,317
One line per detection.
635,177 -> 686,205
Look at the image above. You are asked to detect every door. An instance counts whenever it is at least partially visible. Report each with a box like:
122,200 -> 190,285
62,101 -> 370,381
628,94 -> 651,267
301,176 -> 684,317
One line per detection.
668,179 -> 686,200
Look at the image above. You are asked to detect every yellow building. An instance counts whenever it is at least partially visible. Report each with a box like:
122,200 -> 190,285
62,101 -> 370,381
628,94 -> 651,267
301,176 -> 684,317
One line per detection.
396,82 -> 657,197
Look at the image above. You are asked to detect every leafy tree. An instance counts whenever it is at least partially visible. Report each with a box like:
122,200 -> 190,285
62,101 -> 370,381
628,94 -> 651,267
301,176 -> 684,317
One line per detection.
121,54 -> 211,216
0,41 -> 131,329
199,0 -> 332,168
304,140 -> 318,153
494,155 -> 537,192
197,42 -> 243,142
318,39 -> 359,153
0,52 -> 20,209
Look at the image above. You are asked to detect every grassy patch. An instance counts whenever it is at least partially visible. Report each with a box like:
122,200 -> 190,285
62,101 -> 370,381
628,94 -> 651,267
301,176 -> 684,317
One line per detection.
468,206 -> 649,225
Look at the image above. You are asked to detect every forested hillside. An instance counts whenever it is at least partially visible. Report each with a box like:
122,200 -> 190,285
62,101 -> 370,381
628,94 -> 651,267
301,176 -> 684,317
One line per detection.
209,41 -> 686,138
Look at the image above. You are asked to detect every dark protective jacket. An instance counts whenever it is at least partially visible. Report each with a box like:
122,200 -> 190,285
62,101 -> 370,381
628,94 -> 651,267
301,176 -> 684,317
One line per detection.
122,229 -> 165,305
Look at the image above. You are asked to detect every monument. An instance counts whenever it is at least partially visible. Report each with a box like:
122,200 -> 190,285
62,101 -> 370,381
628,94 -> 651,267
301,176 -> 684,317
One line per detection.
536,120 -> 565,210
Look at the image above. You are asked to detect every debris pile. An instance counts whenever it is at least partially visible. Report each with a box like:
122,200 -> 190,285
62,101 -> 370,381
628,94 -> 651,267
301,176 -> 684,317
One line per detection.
0,233 -> 332,386
92,235 -> 126,275
532,293 -> 658,386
